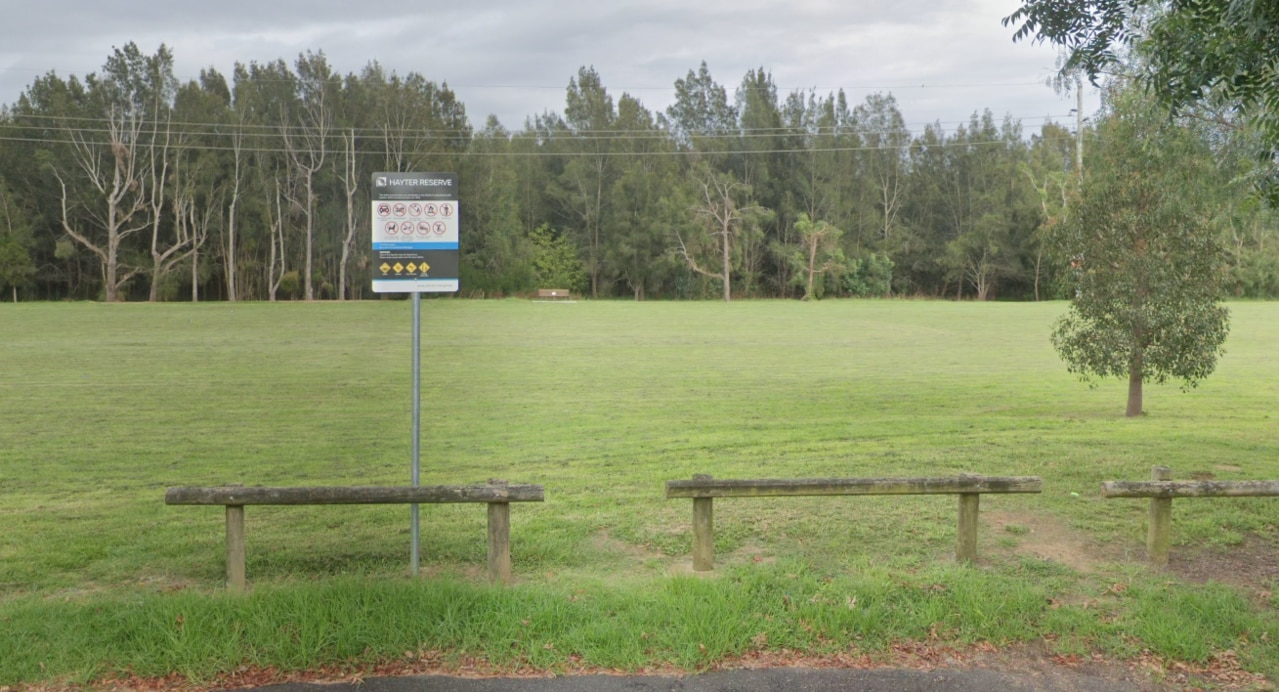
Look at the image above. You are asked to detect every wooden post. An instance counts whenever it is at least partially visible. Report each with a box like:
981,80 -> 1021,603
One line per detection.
225,504 -> 246,592
487,480 -> 512,584
692,474 -> 714,572
956,493 -> 979,564
1147,466 -> 1173,567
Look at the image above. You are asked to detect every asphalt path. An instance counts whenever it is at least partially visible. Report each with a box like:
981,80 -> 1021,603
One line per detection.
251,667 -> 1154,691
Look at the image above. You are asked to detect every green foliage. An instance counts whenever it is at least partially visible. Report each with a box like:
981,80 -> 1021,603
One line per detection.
278,270 -> 302,300
1049,86 -> 1230,399
529,223 -> 586,293
0,180 -> 35,298
459,117 -> 537,297
835,253 -> 894,297
4,44 -> 1276,302
789,213 -> 845,300
1006,0 -> 1279,200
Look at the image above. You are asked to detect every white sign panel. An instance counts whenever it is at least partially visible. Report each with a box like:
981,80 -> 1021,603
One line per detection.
371,172 -> 459,293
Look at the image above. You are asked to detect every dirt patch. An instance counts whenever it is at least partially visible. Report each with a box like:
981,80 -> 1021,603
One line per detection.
590,529 -> 672,570
983,511 -> 1109,573
1168,533 -> 1279,595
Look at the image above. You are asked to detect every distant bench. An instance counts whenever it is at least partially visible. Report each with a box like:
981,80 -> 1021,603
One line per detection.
536,288 -> 572,301
165,481 -> 544,591
666,474 -> 1042,571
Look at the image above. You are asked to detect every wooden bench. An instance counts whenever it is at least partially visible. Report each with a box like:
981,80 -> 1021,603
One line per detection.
666,474 -> 1042,571
536,288 -> 572,301
165,481 -> 544,591
1103,465 -> 1279,567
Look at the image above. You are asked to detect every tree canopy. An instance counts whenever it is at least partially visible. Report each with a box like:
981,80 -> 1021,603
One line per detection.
1,44 -> 1276,303
1049,85 -> 1230,416
1005,0 -> 1279,196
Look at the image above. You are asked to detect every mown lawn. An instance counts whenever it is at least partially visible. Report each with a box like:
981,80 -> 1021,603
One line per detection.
2,299 -> 1278,686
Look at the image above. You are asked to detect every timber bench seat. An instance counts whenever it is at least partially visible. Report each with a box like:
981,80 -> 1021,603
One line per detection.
165,482 -> 544,591
536,288 -> 572,301
666,474 -> 1042,571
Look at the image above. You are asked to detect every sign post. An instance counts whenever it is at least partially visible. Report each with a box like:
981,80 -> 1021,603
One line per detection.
371,172 -> 459,575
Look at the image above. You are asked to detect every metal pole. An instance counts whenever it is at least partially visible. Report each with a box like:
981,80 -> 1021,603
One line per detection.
1076,79 -> 1084,178
411,291 -> 421,575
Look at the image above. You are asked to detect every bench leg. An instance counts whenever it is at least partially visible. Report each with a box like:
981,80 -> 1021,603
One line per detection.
956,493 -> 979,564
487,501 -> 512,584
226,504 -> 247,592
1147,466 -> 1173,568
693,497 -> 714,571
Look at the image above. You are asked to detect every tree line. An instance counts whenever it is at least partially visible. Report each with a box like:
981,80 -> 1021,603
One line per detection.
0,43 -> 1275,302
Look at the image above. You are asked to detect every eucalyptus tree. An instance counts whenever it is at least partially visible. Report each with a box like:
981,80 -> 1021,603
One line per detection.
792,213 -> 845,300
1007,0 -> 1279,200
732,68 -> 786,297
281,51 -> 337,301
193,67 -> 250,301
1049,85 -> 1230,417
145,74 -> 223,301
361,63 -> 470,173
1022,121 -> 1076,300
853,94 -> 911,255
677,164 -> 769,301
233,60 -> 296,301
18,43 -> 178,301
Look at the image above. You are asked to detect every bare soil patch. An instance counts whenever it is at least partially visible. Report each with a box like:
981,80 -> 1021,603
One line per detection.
983,510 -> 1108,573
1168,533 -> 1279,595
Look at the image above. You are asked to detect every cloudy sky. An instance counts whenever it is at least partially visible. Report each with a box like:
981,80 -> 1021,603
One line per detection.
0,0 -> 1099,135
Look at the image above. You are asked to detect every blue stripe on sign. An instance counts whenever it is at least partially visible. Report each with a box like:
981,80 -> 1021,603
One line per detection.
373,242 -> 459,251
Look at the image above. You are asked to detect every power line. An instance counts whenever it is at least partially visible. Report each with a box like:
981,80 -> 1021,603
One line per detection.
0,130 -> 1080,158
1,110 -> 1079,143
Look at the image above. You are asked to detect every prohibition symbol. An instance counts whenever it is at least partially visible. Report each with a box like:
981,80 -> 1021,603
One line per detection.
408,203 -> 423,216
417,221 -> 431,235
433,221 -> 446,235
393,203 -> 408,217
376,203 -> 392,217
440,203 -> 454,218
384,221 -> 399,235
424,203 -> 438,217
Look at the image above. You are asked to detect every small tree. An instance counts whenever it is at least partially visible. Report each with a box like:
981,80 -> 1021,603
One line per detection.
1049,86 -> 1229,417
792,213 -> 845,301
529,223 -> 586,293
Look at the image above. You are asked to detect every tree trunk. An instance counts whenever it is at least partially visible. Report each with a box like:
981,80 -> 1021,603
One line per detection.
226,194 -> 238,302
191,244 -> 199,303
805,241 -> 818,301
303,171 -> 315,301
721,223 -> 731,302
1126,359 -> 1144,418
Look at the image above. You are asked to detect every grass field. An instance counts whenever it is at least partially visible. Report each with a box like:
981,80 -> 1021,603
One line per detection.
2,299 -> 1279,686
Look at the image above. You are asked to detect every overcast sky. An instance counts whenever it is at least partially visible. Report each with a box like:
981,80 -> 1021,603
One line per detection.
0,0 -> 1100,136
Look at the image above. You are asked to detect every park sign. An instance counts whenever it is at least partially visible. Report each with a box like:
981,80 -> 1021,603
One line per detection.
371,172 -> 459,293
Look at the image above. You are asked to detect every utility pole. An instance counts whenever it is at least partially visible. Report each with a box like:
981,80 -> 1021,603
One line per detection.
1075,77 -> 1084,178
